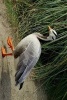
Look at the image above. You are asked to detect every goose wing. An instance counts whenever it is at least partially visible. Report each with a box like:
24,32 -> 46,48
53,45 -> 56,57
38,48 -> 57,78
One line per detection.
15,42 -> 41,86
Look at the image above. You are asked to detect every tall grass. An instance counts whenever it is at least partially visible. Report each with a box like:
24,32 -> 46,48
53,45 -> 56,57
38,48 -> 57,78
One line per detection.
5,0 -> 18,27
5,0 -> 67,100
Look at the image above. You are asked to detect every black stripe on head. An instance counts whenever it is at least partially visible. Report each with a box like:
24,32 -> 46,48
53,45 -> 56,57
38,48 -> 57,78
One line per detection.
52,37 -> 54,40
53,31 -> 57,36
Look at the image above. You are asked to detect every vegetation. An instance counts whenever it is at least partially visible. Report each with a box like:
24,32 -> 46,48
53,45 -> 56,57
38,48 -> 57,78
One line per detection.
5,0 -> 67,100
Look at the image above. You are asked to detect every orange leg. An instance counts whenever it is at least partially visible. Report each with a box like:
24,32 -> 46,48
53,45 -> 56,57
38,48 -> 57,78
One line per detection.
7,36 -> 14,51
1,47 -> 12,57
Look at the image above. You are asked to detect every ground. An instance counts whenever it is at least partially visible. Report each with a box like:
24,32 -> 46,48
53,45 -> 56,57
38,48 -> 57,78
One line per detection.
0,1 -> 47,100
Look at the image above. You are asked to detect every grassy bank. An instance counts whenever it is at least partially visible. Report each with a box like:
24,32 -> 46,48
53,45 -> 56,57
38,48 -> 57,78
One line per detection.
5,0 -> 67,100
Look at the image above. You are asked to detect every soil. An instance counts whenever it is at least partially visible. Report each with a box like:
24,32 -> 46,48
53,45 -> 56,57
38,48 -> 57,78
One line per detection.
0,1 -> 47,100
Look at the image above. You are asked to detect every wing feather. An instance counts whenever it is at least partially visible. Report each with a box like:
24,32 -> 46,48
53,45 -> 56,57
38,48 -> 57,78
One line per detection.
15,42 -> 41,85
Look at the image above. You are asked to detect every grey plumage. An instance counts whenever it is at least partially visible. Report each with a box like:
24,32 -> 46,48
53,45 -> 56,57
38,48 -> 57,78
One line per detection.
14,35 -> 41,89
15,42 -> 41,84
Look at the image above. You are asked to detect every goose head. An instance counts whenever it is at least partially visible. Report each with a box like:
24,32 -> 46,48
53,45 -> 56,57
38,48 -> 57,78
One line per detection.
48,26 -> 57,40
33,26 -> 57,41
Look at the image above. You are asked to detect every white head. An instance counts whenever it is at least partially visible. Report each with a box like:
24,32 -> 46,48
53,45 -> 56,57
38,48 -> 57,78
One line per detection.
48,26 -> 57,40
32,26 -> 57,41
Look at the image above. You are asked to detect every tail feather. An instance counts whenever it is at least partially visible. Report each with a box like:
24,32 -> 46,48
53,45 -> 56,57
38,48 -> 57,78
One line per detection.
15,71 -> 24,90
19,82 -> 24,90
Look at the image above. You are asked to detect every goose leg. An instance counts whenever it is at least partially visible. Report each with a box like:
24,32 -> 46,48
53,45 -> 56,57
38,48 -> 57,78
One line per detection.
7,36 -> 14,51
1,47 -> 12,57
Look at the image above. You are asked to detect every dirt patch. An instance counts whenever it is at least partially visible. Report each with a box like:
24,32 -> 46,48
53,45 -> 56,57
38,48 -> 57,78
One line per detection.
0,1 -> 47,100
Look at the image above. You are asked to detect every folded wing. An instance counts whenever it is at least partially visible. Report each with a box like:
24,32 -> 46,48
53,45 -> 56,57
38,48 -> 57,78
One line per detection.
15,42 -> 41,86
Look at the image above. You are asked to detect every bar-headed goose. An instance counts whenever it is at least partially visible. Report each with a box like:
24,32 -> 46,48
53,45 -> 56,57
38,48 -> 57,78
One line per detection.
1,26 -> 57,90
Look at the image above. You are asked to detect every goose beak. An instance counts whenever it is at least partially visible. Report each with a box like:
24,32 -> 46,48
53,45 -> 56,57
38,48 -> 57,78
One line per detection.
48,26 -> 52,31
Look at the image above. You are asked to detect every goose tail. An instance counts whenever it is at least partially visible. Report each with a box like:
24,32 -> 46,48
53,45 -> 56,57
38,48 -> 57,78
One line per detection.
19,82 -> 24,90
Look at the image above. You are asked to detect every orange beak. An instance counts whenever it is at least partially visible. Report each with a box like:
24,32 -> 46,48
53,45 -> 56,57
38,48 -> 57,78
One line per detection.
1,47 -> 12,57
48,26 -> 52,31
7,37 -> 14,51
